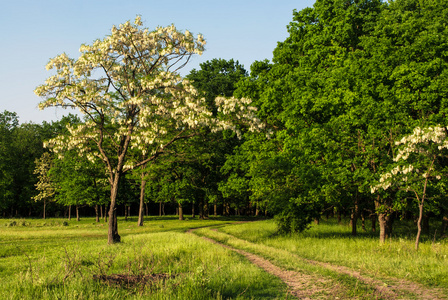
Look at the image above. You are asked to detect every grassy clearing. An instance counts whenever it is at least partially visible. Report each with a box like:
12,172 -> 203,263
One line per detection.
0,216 -> 286,299
3,215 -> 446,299
217,219 -> 448,290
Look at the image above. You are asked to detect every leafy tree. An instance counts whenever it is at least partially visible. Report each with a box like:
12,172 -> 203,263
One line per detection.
186,59 -> 249,217
230,0 -> 385,234
372,126 -> 448,250
0,111 -> 19,215
35,17 -> 262,244
363,0 -> 448,241
50,150 -> 108,221
33,152 -> 55,219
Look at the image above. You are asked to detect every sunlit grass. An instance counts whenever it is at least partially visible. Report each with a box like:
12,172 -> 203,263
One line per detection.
194,227 -> 378,299
218,219 -> 448,289
0,216 -> 286,299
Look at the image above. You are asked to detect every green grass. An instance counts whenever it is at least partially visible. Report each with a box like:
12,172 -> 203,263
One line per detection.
217,219 -> 448,290
0,216 -> 287,299
2,215 -> 447,299
194,227 -> 379,299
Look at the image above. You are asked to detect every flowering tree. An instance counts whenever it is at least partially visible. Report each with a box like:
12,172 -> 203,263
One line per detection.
371,126 -> 448,250
35,17 -> 262,244
33,152 -> 55,219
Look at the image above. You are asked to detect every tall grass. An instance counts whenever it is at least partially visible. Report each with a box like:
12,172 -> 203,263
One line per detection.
0,216 -> 286,299
218,218 -> 448,289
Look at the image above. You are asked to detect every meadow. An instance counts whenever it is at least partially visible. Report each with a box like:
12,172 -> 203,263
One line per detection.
1,216 -> 447,299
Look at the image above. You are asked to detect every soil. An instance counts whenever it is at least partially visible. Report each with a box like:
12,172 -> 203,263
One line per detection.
188,228 -> 447,300
93,273 -> 175,288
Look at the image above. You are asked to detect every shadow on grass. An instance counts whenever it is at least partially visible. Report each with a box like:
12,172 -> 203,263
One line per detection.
284,218 -> 445,243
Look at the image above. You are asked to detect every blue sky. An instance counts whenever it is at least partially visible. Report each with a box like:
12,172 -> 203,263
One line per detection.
0,0 -> 315,123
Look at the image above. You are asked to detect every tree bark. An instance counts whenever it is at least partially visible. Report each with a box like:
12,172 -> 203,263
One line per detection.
351,201 -> 359,236
68,205 -> 71,221
178,203 -> 184,220
76,205 -> 80,221
361,210 -> 366,231
415,203 -> 424,251
378,211 -> 394,243
199,200 -> 204,220
95,205 -> 99,223
441,214 -> 448,237
108,174 -> 121,244
375,196 -> 394,244
204,201 -> 209,219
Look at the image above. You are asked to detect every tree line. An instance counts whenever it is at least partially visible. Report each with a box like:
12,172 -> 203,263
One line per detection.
2,0 -> 448,248
225,0 -> 448,250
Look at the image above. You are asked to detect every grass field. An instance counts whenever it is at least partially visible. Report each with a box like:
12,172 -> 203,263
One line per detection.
1,216 -> 447,299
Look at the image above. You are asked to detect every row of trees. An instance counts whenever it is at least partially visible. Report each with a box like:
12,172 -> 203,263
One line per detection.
3,0 -> 448,248
221,0 -> 448,250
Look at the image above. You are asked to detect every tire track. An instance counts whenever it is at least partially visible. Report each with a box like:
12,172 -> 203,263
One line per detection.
188,228 -> 447,300
189,229 -> 342,299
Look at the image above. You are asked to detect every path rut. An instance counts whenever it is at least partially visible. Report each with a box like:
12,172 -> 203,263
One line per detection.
188,228 -> 447,300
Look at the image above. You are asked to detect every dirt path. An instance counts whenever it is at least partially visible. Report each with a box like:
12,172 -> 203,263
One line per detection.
306,259 -> 446,300
190,231 -> 336,299
188,228 -> 447,300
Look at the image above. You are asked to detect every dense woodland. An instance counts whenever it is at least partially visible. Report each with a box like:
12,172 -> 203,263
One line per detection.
2,0 -> 448,248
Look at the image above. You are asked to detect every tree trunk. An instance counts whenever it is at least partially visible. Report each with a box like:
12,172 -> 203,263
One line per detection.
204,201 -> 209,219
68,205 -> 71,221
351,202 -> 359,236
43,199 -> 46,220
378,212 -> 388,243
100,205 -> 103,220
415,203 -> 424,251
159,201 -> 162,216
104,205 -> 108,222
108,176 -> 121,244
199,200 -> 204,220
375,196 -> 394,244
178,203 -> 184,220
214,201 -> 217,217
145,203 -> 148,216
361,210 -> 366,231
371,213 -> 376,232
223,202 -> 228,216
192,202 -> 195,218
441,215 -> 448,237
76,205 -> 80,221
95,205 -> 99,223
337,208 -> 342,224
